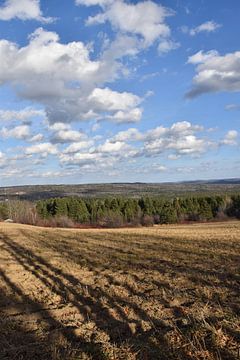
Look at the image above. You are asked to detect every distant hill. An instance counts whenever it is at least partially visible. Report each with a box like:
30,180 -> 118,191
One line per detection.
1,178 -> 240,201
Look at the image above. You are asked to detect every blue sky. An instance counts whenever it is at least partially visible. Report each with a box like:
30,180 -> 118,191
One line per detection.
0,0 -> 239,186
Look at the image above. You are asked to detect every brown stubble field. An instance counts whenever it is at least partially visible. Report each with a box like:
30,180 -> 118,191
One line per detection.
0,222 -> 239,360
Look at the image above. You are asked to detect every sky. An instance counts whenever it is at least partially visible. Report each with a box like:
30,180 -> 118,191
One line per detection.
0,0 -> 239,186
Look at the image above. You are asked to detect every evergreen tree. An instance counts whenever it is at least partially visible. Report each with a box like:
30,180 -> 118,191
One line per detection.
55,198 -> 68,217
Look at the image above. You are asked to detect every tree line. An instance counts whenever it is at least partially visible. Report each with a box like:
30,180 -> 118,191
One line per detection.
35,195 -> 240,227
0,194 -> 239,227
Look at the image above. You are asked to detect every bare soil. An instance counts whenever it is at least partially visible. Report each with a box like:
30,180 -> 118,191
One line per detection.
0,222 -> 239,359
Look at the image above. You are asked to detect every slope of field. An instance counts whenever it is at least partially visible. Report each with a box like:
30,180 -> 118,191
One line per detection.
0,222 -> 239,359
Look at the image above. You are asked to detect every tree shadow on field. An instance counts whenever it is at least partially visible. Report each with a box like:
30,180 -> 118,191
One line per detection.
35,229 -> 240,297
0,231 -> 188,360
29,229 -> 240,360
0,270 -> 106,359
1,228 -> 238,360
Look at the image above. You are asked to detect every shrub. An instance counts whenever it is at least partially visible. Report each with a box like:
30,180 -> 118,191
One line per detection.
141,215 -> 154,227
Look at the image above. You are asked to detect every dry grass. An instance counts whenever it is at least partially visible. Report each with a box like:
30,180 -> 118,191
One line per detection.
0,222 -> 239,359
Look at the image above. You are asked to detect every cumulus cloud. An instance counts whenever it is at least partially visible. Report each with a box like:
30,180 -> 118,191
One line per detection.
0,27 -> 100,96
48,123 -> 70,132
0,107 -> 45,123
59,151 -> 101,167
112,122 -> 206,156
0,27 -> 143,124
63,140 -> 94,154
51,129 -> 85,144
221,130 -> 238,146
25,142 -> 58,157
106,109 -> 142,123
88,87 -> 141,111
47,121 -> 90,144
0,125 -> 31,139
97,139 -> 131,153
85,1 -> 172,45
182,21 -> 221,36
57,121 -> 212,172
0,0 -> 54,22
87,87 -> 143,123
152,164 -> 167,172
113,128 -> 143,142
187,50 -> 218,64
78,0 -> 178,53
125,121 -> 208,157
1,118 -> 237,179
158,39 -> 180,54
29,133 -> 44,142
76,0 -> 113,6
186,50 -> 240,98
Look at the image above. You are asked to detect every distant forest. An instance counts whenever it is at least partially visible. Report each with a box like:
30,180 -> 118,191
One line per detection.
1,194 -> 239,227
1,179 -> 240,202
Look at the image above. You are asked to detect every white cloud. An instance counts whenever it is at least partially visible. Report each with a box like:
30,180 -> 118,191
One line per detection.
152,164 -> 167,172
85,1 -> 173,46
110,121 -> 209,159
98,140 -> 130,153
29,133 -> 44,142
59,152 -> 101,166
91,122 -> 100,132
221,130 -> 238,146
0,27 -> 143,124
0,125 -> 30,139
48,122 -> 71,131
158,39 -> 180,54
0,28 -> 100,124
1,118 -> 236,178
0,151 -> 7,168
0,168 -> 23,177
88,87 -> 143,123
186,50 -> 240,97
76,0 -> 113,6
0,107 -> 45,123
51,129 -> 85,144
168,154 -> 180,160
59,119 -> 214,172
25,142 -> 58,157
0,0 -> 53,22
187,50 -> 218,64
48,122 -> 88,144
225,104 -> 240,111
189,21 -> 221,36
79,0 -> 178,53
143,134 -> 207,156
141,121 -> 209,157
88,87 -> 141,111
107,109 -> 143,124
63,140 -> 94,154
113,128 -> 143,142
102,33 -> 140,60
167,135 -> 206,155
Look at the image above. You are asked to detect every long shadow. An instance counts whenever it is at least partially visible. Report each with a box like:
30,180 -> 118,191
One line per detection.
0,233 -> 129,359
0,268 -> 110,360
24,228 -> 240,323
0,232 -> 182,360
0,274 -> 45,360
36,230 -> 240,295
3,228 -> 238,360
31,229 -> 240,358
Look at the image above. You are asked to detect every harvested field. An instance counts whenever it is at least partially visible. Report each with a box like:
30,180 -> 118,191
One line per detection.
0,222 -> 239,360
